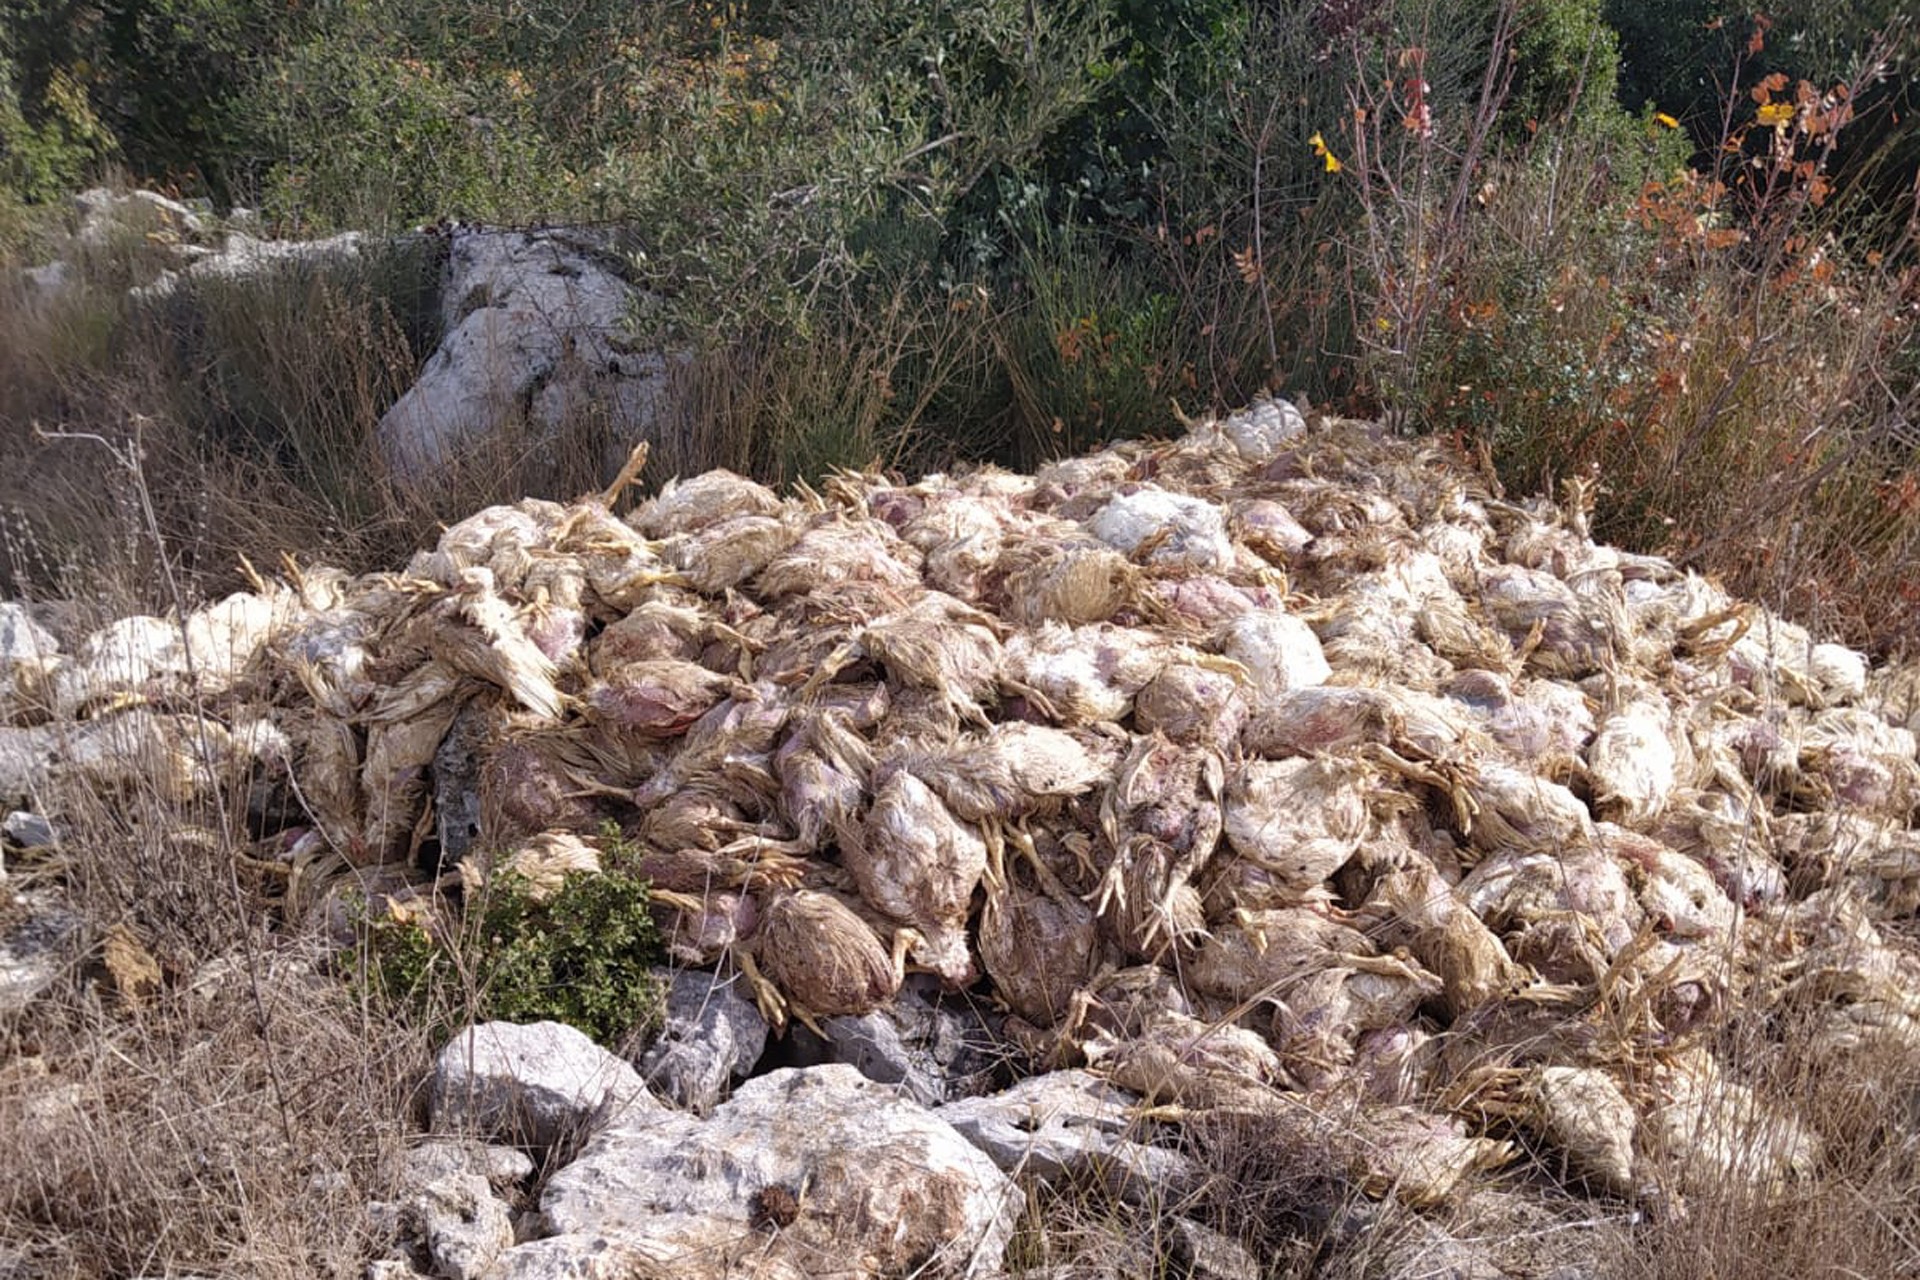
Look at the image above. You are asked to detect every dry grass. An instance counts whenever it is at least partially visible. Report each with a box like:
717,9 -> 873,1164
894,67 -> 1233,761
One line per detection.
0,946 -> 426,1279
0,217 -> 625,617
0,709 -> 429,1278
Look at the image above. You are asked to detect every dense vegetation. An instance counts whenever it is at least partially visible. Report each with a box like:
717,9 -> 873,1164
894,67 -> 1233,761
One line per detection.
1,0 -> 1916,653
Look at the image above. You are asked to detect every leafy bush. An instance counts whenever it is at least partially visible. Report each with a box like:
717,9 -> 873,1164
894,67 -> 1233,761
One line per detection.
356,854 -> 666,1049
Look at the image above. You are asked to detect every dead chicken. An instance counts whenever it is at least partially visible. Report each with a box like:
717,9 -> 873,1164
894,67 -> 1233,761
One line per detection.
774,708 -> 875,853
1475,562 -> 1622,679
630,680 -> 792,809
841,763 -> 989,987
1133,659 -> 1249,754
1450,1063 -> 1640,1198
1642,1048 -> 1820,1202
998,537 -> 1135,627
807,590 -> 1004,727
584,659 -> 737,737
1604,825 -> 1737,944
1775,810 -> 1920,914
457,829 -> 600,902
1220,755 -> 1372,902
1002,622 -> 1171,723
628,469 -> 783,538
1192,906 -> 1441,1090
1359,855 -> 1529,1019
588,600 -> 709,672
660,512 -> 802,595
1459,842 -> 1646,984
1086,484 -> 1235,573
417,567 -> 566,720
550,501 -> 684,615
1218,609 -> 1331,707
895,721 -> 1120,827
1092,734 -> 1225,959
1086,1009 -> 1290,1105
406,497 -> 566,593
1587,690 -> 1684,828
475,725 -> 608,845
744,886 -> 914,1033
754,511 -> 925,601
1443,669 -> 1595,776
977,825 -> 1108,1028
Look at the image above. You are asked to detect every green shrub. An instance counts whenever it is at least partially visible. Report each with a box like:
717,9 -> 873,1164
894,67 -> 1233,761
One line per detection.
356,854 -> 666,1049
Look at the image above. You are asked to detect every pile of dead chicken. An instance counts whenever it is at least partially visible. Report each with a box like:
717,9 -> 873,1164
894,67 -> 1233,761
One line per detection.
6,397 -> 1920,1212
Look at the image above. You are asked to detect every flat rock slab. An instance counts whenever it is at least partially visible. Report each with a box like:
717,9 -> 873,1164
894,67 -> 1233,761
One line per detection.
431,1021 -> 652,1152
525,1064 -> 1017,1279
939,1069 -> 1200,1207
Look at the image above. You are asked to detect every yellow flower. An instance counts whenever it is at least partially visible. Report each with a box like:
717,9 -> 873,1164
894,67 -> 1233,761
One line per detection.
1756,102 -> 1795,127
1308,131 -> 1344,174
1654,111 -> 1679,129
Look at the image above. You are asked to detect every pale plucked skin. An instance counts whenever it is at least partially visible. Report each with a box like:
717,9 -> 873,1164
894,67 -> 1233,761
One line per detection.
844,768 -> 988,986
585,659 -> 735,736
1589,698 -> 1680,827
1221,757 -> 1370,897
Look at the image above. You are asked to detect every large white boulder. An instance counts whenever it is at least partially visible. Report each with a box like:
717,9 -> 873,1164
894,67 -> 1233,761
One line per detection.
376,229 -> 680,482
521,1064 -> 1019,1279
430,1021 -> 654,1151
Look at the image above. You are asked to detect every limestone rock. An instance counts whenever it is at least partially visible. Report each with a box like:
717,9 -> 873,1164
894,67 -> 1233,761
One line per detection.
0,728 -> 57,809
401,1138 -> 536,1196
2,812 -> 56,850
634,967 -> 768,1114
530,1063 -> 1018,1279
1165,1217 -> 1261,1280
938,1070 -> 1199,1206
412,1171 -> 516,1280
375,229 -> 680,482
785,980 -> 1002,1105
0,891 -> 77,1016
430,1021 -> 654,1151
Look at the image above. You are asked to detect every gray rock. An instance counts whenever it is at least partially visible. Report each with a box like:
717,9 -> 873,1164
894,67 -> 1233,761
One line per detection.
634,967 -> 768,1113
402,1137 -> 536,1195
432,702 -> 491,866
786,978 -> 1003,1104
19,261 -> 72,298
1364,1218 -> 1507,1280
74,187 -> 208,243
413,1171 -> 516,1280
1165,1217 -> 1260,1280
481,1232 -> 788,1280
0,602 -> 59,677
430,1021 -> 654,1151
375,229 -> 681,482
0,728 -> 56,810
3,812 -> 56,850
0,891 -> 77,1015
527,1064 -> 1018,1279
365,1261 -> 427,1279
939,1070 -> 1200,1208
127,229 -> 368,301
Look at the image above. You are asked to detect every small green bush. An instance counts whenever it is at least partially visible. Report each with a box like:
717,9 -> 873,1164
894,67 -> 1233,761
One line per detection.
356,856 -> 666,1049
